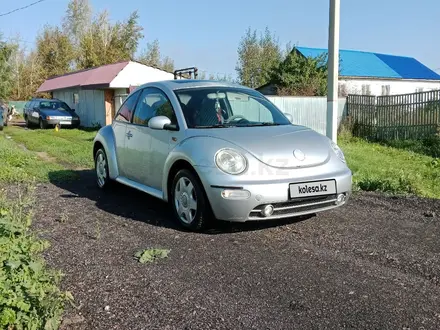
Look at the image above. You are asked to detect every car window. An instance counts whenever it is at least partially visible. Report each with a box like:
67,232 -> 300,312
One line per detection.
132,87 -> 177,126
174,87 -> 290,128
132,88 -> 157,126
115,90 -> 141,123
39,100 -> 72,111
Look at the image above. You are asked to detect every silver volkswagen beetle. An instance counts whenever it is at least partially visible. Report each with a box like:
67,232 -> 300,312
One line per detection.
93,80 -> 352,230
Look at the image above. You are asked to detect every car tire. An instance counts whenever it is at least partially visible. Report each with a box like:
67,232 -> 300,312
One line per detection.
95,148 -> 112,190
170,169 -> 212,231
39,118 -> 47,129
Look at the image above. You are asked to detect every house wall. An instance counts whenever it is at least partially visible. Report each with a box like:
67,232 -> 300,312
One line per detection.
53,88 -> 105,127
110,62 -> 175,88
339,78 -> 440,96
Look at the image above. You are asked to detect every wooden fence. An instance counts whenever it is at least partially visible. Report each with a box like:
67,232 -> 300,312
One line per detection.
347,90 -> 440,140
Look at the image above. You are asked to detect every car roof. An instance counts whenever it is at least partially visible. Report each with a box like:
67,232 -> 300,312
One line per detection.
31,98 -> 63,102
136,79 -> 255,92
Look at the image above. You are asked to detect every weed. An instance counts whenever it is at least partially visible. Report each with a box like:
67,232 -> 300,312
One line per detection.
134,248 -> 171,264
0,187 -> 73,329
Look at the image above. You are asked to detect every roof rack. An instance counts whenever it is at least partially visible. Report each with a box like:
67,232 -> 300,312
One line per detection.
174,67 -> 198,80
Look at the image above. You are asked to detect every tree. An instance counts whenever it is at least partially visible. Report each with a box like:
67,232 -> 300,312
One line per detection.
235,27 -> 282,88
36,26 -> 74,78
270,47 -> 328,96
63,0 -> 92,44
76,10 -> 143,69
0,36 -> 14,99
137,39 -> 175,72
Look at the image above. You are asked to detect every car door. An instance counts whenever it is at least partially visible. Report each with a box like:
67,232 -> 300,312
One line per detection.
28,101 -> 39,124
122,88 -> 155,184
112,90 -> 141,178
124,87 -> 181,190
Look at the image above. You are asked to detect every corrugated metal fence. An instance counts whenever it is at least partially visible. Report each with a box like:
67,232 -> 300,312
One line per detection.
267,96 -> 347,135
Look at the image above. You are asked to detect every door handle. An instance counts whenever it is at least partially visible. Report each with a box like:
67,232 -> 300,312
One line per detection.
126,131 -> 133,139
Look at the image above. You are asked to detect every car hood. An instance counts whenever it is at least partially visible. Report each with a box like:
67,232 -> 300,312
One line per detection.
187,125 -> 331,168
41,109 -> 75,117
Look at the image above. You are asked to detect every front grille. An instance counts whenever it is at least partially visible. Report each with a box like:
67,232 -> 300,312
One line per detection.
249,194 -> 338,220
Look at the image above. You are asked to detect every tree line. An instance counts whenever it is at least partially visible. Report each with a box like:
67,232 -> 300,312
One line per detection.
1,0 -> 176,101
0,3 -> 329,102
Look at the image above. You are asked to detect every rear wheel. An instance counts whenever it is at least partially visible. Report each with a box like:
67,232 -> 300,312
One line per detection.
170,169 -> 212,231
95,148 -> 112,189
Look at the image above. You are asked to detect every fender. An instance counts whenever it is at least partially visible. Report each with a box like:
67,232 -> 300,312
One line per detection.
162,136 -> 249,202
93,125 -> 119,179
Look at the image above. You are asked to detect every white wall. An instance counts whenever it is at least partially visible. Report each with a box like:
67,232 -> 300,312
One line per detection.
53,88 -> 105,127
77,90 -> 105,127
110,62 -> 175,88
53,88 -> 79,110
339,78 -> 440,96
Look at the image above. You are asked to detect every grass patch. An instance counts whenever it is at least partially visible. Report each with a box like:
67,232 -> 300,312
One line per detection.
380,135 -> 440,159
4,126 -> 96,169
0,186 -> 73,329
0,135 -> 77,183
340,135 -> 440,198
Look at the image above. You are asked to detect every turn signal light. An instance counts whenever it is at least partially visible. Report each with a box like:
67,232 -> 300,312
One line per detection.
221,189 -> 250,200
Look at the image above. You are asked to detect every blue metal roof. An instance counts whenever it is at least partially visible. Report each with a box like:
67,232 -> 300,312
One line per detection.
295,46 -> 440,80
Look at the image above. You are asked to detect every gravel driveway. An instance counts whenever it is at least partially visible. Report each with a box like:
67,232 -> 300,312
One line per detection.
26,170 -> 440,329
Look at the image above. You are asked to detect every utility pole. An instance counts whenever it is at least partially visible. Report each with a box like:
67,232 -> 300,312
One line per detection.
326,0 -> 340,143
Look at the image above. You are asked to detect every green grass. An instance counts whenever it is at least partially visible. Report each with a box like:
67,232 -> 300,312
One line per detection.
380,135 -> 440,159
4,126 -> 97,169
0,187 -> 73,329
340,135 -> 440,198
0,135 -> 77,184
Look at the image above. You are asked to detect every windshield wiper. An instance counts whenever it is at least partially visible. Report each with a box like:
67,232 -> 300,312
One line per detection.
241,122 -> 282,127
193,124 -> 230,128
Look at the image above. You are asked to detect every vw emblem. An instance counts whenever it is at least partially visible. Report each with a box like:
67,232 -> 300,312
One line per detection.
293,149 -> 305,161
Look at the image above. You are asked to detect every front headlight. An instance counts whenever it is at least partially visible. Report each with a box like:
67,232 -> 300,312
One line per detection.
215,148 -> 247,175
330,141 -> 346,163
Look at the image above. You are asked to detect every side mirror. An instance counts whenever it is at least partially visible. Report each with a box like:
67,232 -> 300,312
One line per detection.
284,113 -> 293,123
71,108 -> 75,112
149,115 -> 172,130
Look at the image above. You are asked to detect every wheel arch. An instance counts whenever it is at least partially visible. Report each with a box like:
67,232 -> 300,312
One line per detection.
92,125 -> 119,179
165,159 -> 200,202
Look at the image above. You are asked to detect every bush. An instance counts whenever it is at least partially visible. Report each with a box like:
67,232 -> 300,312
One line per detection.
0,187 -> 72,329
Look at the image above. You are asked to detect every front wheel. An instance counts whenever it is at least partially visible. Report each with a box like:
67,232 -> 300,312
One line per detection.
95,148 -> 112,189
171,169 -> 212,231
39,118 -> 47,129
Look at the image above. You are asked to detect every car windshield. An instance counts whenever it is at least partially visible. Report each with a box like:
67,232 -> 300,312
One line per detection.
173,87 -> 291,128
39,101 -> 71,111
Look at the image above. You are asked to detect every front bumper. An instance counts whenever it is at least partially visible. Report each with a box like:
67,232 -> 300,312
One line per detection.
198,167 -> 352,222
46,118 -> 80,126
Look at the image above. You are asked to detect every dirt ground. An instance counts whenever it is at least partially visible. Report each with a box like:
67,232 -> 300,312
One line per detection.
14,170 -> 440,329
